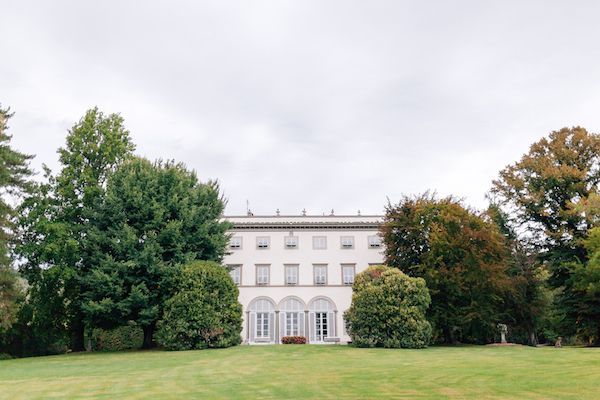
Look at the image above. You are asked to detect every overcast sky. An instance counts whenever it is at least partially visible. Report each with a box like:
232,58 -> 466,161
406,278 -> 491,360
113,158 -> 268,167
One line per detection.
2,1 -> 600,216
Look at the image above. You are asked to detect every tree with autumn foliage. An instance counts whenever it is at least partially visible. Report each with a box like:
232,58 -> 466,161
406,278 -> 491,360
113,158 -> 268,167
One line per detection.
381,194 -> 511,344
492,127 -> 600,284
491,127 -> 600,342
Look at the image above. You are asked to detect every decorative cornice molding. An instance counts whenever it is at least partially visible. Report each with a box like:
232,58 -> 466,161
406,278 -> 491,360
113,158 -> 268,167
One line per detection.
224,215 -> 383,231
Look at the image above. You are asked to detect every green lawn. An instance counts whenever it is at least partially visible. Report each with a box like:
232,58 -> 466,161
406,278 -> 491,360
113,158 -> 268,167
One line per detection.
0,345 -> 599,399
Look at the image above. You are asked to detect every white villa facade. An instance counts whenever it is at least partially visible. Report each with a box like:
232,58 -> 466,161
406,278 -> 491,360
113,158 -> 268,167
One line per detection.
223,213 -> 384,344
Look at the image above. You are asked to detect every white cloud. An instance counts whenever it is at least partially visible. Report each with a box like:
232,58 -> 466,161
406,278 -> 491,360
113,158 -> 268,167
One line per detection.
2,0 -> 600,215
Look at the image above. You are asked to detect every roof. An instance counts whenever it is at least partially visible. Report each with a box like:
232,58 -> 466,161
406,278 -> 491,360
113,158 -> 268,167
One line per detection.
223,215 -> 383,230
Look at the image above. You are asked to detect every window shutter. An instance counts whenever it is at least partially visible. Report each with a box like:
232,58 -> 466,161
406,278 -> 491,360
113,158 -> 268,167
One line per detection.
309,312 -> 316,343
298,312 -> 305,337
280,312 -> 286,339
328,312 -> 335,337
269,312 -> 275,342
249,313 -> 256,343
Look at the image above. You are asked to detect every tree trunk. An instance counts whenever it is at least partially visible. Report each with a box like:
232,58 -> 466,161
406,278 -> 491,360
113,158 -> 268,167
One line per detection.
528,330 -> 538,347
70,318 -> 85,352
593,326 -> 600,347
142,323 -> 156,349
443,325 -> 454,344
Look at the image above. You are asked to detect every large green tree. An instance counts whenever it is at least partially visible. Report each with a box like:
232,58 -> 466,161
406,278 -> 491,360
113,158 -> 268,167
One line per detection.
0,105 -> 32,336
17,108 -> 134,351
82,157 -> 231,348
381,194 -> 511,344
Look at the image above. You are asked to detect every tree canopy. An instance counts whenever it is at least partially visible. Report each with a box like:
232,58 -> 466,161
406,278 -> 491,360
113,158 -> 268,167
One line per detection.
381,194 -> 511,343
16,107 -> 135,351
82,157 -> 231,348
492,127 -> 600,283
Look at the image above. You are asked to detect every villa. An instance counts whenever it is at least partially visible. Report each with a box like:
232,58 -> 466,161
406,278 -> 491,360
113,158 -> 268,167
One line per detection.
223,212 -> 384,344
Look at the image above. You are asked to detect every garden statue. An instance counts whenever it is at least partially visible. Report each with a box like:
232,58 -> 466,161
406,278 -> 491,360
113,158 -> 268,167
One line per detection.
497,323 -> 508,344
555,336 -> 562,348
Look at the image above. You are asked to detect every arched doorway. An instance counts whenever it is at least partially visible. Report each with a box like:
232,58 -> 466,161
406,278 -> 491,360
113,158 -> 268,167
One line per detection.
308,297 -> 337,343
279,297 -> 306,340
248,297 -> 276,343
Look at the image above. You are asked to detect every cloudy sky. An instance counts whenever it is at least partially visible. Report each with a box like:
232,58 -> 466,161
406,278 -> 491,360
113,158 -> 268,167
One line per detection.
2,1 -> 600,216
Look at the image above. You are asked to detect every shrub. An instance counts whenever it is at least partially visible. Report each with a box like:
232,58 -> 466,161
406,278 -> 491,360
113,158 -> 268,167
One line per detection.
0,353 -> 13,360
156,261 -> 243,351
91,323 -> 144,351
344,265 -> 432,348
281,336 -> 307,344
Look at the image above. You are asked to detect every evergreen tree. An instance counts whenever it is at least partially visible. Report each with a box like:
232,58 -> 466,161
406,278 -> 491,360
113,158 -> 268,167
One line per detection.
0,105 -> 32,335
82,157 -> 231,348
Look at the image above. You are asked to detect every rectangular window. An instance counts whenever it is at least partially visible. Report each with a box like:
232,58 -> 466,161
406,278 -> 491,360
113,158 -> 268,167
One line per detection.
340,236 -> 354,249
285,264 -> 299,285
313,264 -> 327,285
256,265 -> 270,285
368,235 -> 382,248
228,265 -> 241,286
342,264 -> 355,285
256,236 -> 270,249
313,236 -> 327,250
284,236 -> 298,249
229,236 -> 242,249
256,312 -> 269,339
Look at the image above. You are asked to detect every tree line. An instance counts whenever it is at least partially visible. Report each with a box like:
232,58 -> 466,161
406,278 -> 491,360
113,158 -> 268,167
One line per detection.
1,105 -> 600,357
381,127 -> 600,346
1,107 -> 239,356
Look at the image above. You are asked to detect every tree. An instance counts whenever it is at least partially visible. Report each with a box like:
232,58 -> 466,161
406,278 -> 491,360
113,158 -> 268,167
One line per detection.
491,127 -> 600,286
0,105 -> 32,336
82,157 -> 231,348
491,127 -> 600,340
156,261 -> 242,350
16,108 -> 134,351
344,265 -> 431,348
0,267 -> 24,334
381,194 -> 511,344
562,227 -> 600,345
488,204 -> 550,346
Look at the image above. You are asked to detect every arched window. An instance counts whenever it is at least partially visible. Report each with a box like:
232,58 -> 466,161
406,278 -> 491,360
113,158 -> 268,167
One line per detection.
308,297 -> 337,343
249,298 -> 276,343
279,297 -> 305,338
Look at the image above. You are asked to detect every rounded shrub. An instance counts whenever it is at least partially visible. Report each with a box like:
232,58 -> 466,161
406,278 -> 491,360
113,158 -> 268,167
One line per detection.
156,261 -> 242,351
344,265 -> 432,348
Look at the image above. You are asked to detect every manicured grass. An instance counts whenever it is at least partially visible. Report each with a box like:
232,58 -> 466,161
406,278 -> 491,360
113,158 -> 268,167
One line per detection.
1,345 -> 599,399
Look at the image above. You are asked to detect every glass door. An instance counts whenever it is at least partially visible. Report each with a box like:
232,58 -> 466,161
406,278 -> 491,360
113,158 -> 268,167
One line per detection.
315,312 -> 328,342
